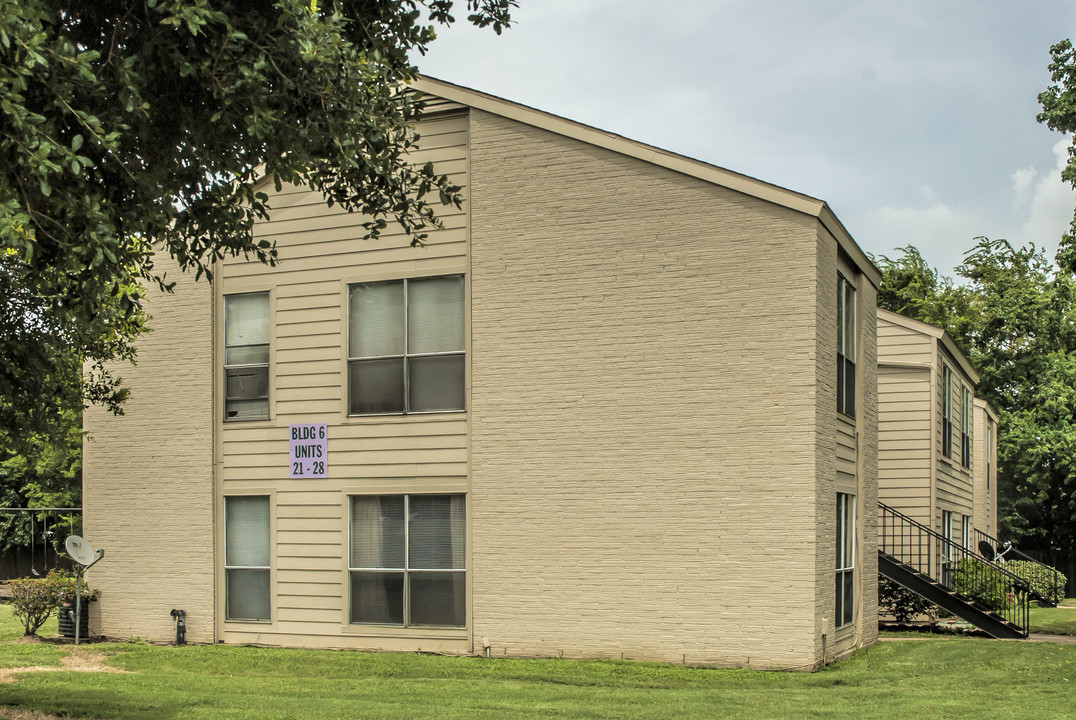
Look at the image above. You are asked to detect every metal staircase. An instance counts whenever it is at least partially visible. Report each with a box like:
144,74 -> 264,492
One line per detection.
878,503 -> 1030,639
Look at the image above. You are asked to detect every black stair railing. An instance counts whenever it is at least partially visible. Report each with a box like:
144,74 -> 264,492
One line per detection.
973,528 -> 1064,606
880,503 -> 1030,634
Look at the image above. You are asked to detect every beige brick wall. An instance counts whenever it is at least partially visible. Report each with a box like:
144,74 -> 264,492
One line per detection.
467,110 -> 853,669
857,278 -> 880,652
83,257 -> 215,642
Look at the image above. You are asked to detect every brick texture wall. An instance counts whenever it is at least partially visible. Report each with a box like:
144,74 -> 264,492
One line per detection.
83,258 -> 215,642
467,110 -> 836,669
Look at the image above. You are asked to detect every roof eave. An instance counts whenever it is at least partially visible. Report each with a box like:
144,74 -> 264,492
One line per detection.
413,76 -> 881,286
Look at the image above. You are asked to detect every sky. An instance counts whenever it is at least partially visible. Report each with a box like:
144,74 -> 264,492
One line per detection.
418,0 -> 1076,276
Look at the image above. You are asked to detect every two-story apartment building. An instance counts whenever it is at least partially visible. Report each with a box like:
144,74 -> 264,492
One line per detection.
876,308 -> 997,545
83,78 -> 880,670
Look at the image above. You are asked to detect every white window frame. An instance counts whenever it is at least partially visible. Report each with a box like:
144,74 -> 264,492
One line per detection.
835,493 -> 856,629
960,386 -> 972,469
837,275 -> 857,418
348,494 -> 466,628
941,365 -> 953,458
224,495 -> 272,623
224,291 -> 270,421
346,275 -> 465,416
986,423 -> 993,490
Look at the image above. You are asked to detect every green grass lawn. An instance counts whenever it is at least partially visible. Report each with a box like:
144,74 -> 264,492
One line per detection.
0,606 -> 1073,720
1030,598 -> 1076,636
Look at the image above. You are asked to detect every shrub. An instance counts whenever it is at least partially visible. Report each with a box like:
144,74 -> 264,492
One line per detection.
7,570 -> 96,637
878,578 -> 937,621
951,558 -> 1010,612
8,571 -> 68,636
1002,560 -> 1068,605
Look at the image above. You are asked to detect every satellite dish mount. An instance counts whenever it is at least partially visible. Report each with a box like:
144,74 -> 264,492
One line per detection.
64,535 -> 104,646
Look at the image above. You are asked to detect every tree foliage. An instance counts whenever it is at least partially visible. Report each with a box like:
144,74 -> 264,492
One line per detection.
1038,38 -> 1076,272
876,241 -> 1076,553
0,0 -> 515,437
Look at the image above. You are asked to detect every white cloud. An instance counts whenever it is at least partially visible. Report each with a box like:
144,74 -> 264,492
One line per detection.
1010,166 -> 1037,208
867,198 -> 986,273
1013,139 -> 1075,255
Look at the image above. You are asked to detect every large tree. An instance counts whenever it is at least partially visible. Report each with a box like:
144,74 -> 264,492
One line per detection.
875,241 -> 1076,553
1038,38 -> 1076,272
0,0 -> 515,437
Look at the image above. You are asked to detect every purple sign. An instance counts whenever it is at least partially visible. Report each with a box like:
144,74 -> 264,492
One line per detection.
289,423 -> 327,478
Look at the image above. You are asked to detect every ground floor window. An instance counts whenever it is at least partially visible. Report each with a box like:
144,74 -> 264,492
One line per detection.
225,496 -> 271,621
961,514 -> 972,550
349,494 -> 465,627
835,493 -> 855,628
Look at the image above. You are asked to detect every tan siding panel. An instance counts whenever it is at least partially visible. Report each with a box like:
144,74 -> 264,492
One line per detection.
213,110 -> 470,653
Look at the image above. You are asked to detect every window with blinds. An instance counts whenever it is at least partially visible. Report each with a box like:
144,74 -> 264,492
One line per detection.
961,386 -> 972,469
348,494 -> 465,628
225,496 -> 271,622
835,493 -> 856,628
837,275 -> 856,418
224,292 -> 270,420
347,275 -> 465,415
941,365 -> 953,458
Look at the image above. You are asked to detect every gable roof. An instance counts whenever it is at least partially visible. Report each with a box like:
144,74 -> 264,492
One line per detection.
877,308 -> 979,383
412,76 -> 882,287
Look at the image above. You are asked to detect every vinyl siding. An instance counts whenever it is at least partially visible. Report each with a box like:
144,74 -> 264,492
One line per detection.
877,315 -> 932,365
214,112 -> 470,650
877,366 -> 932,525
934,350 -> 974,531
973,401 -> 997,536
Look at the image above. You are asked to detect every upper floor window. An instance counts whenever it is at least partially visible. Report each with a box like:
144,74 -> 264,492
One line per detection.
837,275 -> 856,417
941,365 -> 953,458
348,275 -> 465,415
986,424 -> 993,490
961,387 -> 972,469
224,292 -> 270,420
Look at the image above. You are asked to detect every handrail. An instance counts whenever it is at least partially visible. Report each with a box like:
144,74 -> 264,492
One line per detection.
0,507 -> 83,580
973,527 -> 1064,605
879,502 -> 1030,634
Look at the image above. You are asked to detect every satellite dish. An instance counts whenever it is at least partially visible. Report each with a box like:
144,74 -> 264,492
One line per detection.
978,540 -> 996,561
65,535 -> 97,566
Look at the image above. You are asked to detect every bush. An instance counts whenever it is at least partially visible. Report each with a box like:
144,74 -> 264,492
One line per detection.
1003,560 -> 1068,604
951,558 -> 1010,612
7,570 -> 96,637
878,578 -> 937,621
8,571 -> 68,636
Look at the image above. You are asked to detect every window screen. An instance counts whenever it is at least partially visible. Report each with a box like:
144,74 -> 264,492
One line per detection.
225,293 -> 270,420
225,496 -> 271,621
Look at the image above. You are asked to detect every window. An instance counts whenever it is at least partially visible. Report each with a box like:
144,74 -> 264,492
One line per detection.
961,387 -> 972,469
224,293 -> 270,420
962,515 -> 972,550
938,507 -> 955,542
986,424 -> 993,490
835,493 -> 855,628
941,365 -> 953,458
837,275 -> 856,417
225,496 -> 271,622
348,275 -> 465,415
349,494 -> 465,627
